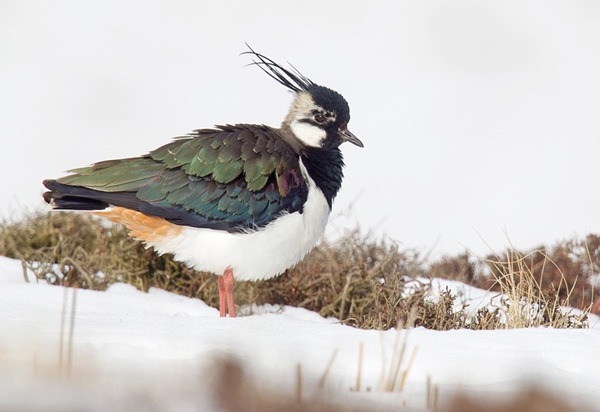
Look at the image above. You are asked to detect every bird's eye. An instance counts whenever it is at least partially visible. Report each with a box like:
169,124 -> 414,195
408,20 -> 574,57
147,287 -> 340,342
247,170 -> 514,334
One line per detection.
314,114 -> 326,124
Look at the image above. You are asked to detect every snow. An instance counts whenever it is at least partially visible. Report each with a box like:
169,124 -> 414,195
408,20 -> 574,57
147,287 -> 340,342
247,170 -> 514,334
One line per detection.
1,255 -> 598,411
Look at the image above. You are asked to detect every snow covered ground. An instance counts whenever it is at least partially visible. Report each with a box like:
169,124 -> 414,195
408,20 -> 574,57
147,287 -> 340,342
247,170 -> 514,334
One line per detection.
1,255 -> 598,411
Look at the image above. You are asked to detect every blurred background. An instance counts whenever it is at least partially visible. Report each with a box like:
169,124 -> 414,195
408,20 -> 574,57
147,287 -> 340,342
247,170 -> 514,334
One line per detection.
1,1 -> 599,258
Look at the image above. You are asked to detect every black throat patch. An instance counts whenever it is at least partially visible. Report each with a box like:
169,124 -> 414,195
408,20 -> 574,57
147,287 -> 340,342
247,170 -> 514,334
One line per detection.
300,146 -> 345,209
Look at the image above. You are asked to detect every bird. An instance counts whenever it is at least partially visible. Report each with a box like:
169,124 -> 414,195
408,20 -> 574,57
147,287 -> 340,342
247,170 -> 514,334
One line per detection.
42,46 -> 363,318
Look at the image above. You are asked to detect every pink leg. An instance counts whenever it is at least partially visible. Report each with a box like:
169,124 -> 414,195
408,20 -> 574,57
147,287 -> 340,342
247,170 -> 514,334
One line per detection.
223,267 -> 236,318
218,276 -> 227,317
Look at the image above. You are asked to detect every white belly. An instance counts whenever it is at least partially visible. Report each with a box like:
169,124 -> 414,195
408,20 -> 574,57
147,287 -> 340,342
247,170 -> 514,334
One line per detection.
146,161 -> 330,281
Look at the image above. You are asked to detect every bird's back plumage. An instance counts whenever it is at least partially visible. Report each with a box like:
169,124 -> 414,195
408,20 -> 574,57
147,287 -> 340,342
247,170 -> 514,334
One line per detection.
44,124 -> 308,232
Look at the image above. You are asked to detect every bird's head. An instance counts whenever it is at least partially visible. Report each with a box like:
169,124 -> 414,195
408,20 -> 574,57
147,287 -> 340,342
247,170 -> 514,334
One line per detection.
243,46 -> 363,150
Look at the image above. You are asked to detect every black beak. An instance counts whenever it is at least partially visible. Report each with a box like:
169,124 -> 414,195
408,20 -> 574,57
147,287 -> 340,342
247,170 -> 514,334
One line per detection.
340,128 -> 364,148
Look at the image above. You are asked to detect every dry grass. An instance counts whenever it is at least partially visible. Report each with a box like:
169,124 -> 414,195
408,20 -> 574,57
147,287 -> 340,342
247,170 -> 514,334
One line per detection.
0,209 -> 593,330
430,236 -> 600,311
483,248 -> 587,328
211,358 -> 583,412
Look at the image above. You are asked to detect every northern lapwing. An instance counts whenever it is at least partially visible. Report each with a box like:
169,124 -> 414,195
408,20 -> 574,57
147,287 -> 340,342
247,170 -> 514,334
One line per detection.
43,46 -> 363,317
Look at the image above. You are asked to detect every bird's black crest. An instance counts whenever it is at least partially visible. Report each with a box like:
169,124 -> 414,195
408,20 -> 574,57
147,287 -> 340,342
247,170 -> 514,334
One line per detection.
242,44 -> 314,93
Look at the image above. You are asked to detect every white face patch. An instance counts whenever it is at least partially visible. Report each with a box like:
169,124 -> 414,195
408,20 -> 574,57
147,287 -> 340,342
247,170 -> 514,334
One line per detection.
290,120 -> 326,147
286,91 -> 331,148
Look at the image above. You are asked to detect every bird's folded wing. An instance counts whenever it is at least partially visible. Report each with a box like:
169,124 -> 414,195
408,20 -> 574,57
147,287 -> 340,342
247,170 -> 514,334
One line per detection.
50,124 -> 308,232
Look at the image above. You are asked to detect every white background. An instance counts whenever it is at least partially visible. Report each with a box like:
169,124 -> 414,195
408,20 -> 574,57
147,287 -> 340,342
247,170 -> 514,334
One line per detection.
1,1 -> 599,258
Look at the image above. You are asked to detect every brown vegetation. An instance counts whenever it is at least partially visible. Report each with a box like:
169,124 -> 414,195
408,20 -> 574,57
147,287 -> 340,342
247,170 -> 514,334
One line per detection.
0,210 -> 593,330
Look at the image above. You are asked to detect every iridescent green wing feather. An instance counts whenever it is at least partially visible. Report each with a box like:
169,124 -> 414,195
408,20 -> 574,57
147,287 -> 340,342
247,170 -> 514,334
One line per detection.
55,124 -> 307,231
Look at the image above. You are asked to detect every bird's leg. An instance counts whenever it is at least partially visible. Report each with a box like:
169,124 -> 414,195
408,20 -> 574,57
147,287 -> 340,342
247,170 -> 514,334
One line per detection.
223,267 -> 236,318
218,275 -> 227,317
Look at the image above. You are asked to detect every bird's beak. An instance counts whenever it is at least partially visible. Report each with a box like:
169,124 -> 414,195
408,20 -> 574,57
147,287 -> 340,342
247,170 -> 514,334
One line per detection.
340,128 -> 364,148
